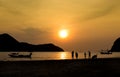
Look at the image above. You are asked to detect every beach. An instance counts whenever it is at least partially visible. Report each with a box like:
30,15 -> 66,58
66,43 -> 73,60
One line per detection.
0,58 -> 120,77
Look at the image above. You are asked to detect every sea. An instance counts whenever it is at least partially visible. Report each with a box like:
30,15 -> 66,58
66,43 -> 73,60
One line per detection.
0,51 -> 120,61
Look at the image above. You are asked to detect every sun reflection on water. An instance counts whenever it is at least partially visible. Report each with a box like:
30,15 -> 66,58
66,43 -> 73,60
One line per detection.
60,53 -> 66,59
59,52 -> 71,59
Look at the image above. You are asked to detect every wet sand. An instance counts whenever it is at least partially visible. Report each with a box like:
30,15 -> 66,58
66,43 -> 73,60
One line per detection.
0,58 -> 120,77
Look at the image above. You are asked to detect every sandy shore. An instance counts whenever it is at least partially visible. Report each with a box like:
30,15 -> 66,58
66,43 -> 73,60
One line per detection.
0,58 -> 120,77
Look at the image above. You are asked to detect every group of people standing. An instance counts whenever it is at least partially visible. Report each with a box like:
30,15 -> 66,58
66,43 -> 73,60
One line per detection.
72,51 -> 78,59
71,50 -> 91,59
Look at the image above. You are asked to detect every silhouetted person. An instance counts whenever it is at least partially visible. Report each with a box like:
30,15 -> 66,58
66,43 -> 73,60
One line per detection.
84,52 -> 86,59
88,51 -> 91,58
71,51 -> 74,59
75,52 -> 78,59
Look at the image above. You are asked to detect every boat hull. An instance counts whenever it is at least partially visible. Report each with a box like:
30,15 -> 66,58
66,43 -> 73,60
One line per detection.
9,55 -> 31,58
100,52 -> 112,54
8,53 -> 32,58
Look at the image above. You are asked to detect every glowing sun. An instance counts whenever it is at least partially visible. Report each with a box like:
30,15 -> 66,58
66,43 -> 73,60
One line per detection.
59,29 -> 68,38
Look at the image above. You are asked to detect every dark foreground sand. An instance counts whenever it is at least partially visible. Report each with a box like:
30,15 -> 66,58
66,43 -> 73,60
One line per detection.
0,58 -> 120,77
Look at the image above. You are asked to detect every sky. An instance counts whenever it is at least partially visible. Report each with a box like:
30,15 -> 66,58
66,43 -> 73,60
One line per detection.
0,0 -> 120,52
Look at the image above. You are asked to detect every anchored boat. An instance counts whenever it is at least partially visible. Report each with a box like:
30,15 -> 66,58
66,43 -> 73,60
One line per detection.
8,52 -> 32,58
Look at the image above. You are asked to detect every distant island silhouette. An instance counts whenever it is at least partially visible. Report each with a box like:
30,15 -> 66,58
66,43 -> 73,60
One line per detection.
111,37 -> 120,52
0,33 -> 120,52
0,33 -> 64,51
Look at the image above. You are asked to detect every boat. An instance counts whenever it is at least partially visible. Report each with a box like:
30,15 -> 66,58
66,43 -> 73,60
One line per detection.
100,51 -> 112,54
8,52 -> 32,58
100,50 -> 112,54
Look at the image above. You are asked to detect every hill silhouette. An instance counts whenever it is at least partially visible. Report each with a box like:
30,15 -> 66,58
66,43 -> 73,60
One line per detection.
0,33 -> 64,51
110,37 -> 120,52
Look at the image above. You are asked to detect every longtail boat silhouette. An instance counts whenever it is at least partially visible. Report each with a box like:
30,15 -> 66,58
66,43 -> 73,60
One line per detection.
8,52 -> 32,58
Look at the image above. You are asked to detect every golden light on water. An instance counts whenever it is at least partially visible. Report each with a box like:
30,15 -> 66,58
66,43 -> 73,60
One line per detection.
59,52 -> 73,59
60,52 -> 67,59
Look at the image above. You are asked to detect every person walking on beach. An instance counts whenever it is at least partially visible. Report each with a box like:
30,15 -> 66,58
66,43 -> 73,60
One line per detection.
75,52 -> 78,59
84,52 -> 86,59
88,51 -> 91,58
71,51 -> 74,59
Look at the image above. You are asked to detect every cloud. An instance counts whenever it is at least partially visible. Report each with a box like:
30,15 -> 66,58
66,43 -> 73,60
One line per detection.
10,27 -> 50,44
88,0 -> 120,20
84,5 -> 116,20
0,0 -> 45,29
0,1 -> 23,16
21,27 -> 49,36
0,0 -> 43,17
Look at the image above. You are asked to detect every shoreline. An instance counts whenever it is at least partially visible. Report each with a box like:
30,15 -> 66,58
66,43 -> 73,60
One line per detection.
1,57 -> 120,61
0,58 -> 120,77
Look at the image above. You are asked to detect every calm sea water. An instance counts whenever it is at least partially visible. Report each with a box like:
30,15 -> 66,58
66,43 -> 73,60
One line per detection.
0,51 -> 120,61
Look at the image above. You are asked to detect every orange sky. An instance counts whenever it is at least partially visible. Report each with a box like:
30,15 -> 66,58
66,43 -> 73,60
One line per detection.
0,0 -> 120,52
